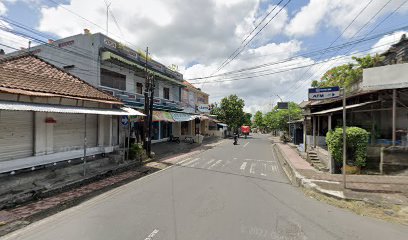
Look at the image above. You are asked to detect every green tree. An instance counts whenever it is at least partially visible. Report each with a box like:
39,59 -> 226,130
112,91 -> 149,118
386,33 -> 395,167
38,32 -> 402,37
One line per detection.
242,113 -> 252,126
217,94 -> 245,131
262,102 -> 302,132
311,54 -> 384,89
253,111 -> 264,129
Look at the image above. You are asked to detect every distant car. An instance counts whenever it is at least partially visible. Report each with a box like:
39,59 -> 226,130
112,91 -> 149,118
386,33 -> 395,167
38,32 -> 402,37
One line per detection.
241,125 -> 250,139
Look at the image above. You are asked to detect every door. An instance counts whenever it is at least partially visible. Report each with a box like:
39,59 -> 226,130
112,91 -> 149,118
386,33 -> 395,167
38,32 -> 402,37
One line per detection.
0,110 -> 33,162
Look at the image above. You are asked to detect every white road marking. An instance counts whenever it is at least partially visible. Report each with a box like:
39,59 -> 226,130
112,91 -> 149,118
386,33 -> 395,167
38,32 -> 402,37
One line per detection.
240,162 -> 247,170
182,158 -> 200,166
243,142 -> 249,148
144,229 -> 159,240
260,163 -> 267,176
244,158 -> 276,163
250,163 -> 255,174
208,160 -> 223,169
271,164 -> 278,173
202,159 -> 215,168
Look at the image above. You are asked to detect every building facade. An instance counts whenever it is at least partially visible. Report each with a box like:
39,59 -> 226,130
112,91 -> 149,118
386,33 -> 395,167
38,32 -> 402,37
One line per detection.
11,30 -> 210,143
0,55 -> 143,174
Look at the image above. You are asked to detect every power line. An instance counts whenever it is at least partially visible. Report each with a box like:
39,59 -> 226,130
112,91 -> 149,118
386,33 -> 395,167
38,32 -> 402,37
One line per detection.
187,24 -> 408,82
189,37 -> 404,85
211,0 -> 285,76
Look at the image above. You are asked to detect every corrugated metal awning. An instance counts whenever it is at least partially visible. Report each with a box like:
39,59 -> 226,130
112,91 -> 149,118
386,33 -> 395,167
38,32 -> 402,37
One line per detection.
311,100 -> 379,115
0,101 -> 145,116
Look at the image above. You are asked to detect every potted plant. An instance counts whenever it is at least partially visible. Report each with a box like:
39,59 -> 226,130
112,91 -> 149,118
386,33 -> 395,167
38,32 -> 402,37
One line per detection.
326,127 -> 369,174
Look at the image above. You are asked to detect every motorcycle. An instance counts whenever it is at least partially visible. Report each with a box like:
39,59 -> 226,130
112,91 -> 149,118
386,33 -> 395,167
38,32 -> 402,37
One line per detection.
233,134 -> 238,145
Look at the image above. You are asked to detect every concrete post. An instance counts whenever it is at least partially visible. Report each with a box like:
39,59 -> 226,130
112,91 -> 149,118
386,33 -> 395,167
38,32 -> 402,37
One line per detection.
303,116 -> 307,153
328,114 -> 333,173
392,89 -> 397,146
313,116 -> 316,148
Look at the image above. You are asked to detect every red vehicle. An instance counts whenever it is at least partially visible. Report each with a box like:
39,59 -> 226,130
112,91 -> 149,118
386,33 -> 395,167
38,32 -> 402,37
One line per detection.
241,125 -> 250,139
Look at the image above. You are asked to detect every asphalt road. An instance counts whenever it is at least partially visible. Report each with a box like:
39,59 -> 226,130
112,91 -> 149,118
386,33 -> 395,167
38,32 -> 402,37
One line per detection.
3,134 -> 408,240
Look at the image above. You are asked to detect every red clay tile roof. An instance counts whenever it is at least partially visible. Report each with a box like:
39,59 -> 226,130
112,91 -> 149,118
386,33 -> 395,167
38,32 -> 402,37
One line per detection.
0,54 -> 121,103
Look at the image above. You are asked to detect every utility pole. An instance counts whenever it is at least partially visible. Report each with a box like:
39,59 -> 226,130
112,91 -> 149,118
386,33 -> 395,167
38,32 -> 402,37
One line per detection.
104,0 -> 111,35
148,75 -> 155,157
143,47 -> 149,152
342,88 -> 347,189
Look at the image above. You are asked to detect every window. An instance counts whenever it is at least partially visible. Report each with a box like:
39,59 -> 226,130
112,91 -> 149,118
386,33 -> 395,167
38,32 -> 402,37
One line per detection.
136,83 -> 143,94
163,87 -> 170,100
100,68 -> 126,90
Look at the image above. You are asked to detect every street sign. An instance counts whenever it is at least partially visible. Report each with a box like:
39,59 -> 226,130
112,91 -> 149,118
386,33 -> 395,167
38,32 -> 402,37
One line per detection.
121,116 -> 129,126
277,102 -> 288,109
308,86 -> 340,100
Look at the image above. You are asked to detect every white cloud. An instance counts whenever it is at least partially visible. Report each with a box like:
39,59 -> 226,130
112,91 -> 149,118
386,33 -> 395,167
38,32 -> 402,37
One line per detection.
0,1 -> 7,15
0,1 -> 31,53
286,0 -> 330,37
370,31 -> 408,54
286,0 -> 408,38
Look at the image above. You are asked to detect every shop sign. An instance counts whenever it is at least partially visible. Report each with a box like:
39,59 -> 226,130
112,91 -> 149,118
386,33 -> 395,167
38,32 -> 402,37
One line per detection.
198,104 -> 210,113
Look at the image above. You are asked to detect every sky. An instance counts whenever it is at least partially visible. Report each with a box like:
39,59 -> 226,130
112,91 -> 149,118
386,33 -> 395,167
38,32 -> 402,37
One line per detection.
1,0 -> 408,114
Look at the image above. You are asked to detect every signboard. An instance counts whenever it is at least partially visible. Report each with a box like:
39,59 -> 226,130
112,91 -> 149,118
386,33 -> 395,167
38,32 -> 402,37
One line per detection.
277,102 -> 289,109
121,116 -> 129,126
308,86 -> 340,100
170,112 -> 195,122
198,104 -> 210,113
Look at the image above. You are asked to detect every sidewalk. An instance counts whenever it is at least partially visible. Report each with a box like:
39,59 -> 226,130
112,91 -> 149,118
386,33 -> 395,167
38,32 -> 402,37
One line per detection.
271,137 -> 408,206
0,137 -> 224,236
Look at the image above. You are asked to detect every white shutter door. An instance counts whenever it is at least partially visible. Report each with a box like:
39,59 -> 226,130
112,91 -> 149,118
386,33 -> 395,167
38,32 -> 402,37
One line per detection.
86,114 -> 98,148
112,116 -> 118,145
0,111 -> 33,162
53,113 -> 84,152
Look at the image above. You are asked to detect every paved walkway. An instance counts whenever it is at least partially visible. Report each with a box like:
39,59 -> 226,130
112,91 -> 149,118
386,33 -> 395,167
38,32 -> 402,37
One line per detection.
273,137 -> 408,205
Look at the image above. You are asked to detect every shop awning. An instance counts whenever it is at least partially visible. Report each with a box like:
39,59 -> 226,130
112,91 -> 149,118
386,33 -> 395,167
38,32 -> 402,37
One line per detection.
153,111 -> 175,122
0,101 -> 145,116
311,100 -> 379,116
171,112 -> 197,122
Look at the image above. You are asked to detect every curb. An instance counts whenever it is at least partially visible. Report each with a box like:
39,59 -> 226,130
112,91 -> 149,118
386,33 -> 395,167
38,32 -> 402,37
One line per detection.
272,143 -> 346,200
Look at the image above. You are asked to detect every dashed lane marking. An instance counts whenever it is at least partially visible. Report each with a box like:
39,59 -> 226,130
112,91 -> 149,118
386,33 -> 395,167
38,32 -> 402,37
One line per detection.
243,142 -> 249,148
144,229 -> 159,240
240,162 -> 247,170
208,160 -> 223,169
260,163 -> 267,176
182,158 -> 200,166
250,163 -> 255,174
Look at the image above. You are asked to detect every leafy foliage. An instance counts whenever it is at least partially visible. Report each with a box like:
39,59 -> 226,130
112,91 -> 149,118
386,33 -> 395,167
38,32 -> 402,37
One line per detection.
262,102 -> 302,132
311,54 -> 384,89
326,127 -> 369,167
213,94 -> 246,131
253,111 -> 264,129
242,112 -> 252,126
129,143 -> 146,161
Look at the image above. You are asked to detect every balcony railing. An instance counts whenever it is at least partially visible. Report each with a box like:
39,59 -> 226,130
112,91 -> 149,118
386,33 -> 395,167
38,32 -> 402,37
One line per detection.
99,86 -> 183,111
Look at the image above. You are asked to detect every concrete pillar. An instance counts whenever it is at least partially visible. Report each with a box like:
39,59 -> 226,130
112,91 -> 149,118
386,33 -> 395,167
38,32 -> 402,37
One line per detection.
317,116 -> 320,147
328,114 -> 333,173
313,116 -> 316,148
303,117 -> 307,152
34,112 -> 47,156
98,115 -> 104,147
392,89 -> 397,146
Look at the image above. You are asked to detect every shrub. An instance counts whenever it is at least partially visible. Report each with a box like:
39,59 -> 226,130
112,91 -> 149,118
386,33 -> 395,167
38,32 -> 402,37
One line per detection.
129,143 -> 145,161
326,127 -> 369,167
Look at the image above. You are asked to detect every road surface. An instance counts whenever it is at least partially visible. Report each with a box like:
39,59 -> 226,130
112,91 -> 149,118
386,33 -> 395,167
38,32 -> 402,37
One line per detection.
2,134 -> 408,240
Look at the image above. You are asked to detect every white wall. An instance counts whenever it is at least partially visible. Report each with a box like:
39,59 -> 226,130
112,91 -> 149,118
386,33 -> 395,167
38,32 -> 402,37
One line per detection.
363,63 -> 408,90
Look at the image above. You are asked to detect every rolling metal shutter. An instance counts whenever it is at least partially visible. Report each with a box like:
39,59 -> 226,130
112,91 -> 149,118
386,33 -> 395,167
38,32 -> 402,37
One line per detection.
0,110 -> 33,162
53,113 -> 98,153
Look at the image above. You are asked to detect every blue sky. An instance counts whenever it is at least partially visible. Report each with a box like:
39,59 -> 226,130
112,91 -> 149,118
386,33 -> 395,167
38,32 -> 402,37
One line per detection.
1,0 -> 408,112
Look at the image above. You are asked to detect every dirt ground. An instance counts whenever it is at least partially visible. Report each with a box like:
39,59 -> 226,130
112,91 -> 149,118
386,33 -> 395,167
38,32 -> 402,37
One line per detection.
303,189 -> 408,226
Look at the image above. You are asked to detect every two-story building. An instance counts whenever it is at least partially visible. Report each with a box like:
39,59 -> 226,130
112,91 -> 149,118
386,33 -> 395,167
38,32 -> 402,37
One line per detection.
9,30 -> 210,143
